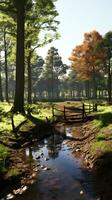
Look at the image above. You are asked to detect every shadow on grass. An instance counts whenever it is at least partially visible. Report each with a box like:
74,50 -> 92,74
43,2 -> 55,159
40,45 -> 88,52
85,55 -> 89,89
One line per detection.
0,111 -> 52,149
10,113 -> 53,149
26,113 -> 46,125
0,109 -> 8,122
26,114 -> 52,137
94,112 -> 112,128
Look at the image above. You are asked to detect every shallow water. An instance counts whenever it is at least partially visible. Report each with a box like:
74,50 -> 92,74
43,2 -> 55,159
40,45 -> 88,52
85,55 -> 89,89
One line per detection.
11,127 -> 100,200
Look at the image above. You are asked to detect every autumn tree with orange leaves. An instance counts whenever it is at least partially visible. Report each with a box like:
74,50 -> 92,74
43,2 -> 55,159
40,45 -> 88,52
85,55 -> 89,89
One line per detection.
69,31 -> 106,98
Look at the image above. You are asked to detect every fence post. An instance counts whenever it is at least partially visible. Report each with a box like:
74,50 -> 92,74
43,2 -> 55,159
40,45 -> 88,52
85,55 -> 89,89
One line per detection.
94,103 -> 97,111
82,103 -> 85,121
64,106 -> 66,120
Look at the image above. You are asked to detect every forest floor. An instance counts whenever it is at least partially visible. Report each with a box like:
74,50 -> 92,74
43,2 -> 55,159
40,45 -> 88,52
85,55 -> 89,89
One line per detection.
0,102 -> 112,199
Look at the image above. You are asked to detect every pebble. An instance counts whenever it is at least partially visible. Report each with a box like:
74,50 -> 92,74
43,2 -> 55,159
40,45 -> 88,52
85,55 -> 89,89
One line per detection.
44,157 -> 49,161
76,148 -> 80,152
34,167 -> 38,172
13,186 -> 28,195
36,156 -> 40,159
80,190 -> 84,195
13,188 -> 21,195
43,167 -> 50,171
32,172 -> 36,177
21,186 -> 27,192
6,193 -> 14,199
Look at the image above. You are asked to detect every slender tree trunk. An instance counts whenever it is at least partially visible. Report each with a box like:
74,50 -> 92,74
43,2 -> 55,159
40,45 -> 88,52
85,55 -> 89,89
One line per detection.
3,28 -> 9,102
92,78 -> 97,99
98,90 -> 101,98
85,80 -> 90,99
14,0 -> 25,112
51,64 -> 54,101
56,77 -> 59,99
107,58 -> 111,104
0,54 -> 3,101
92,66 -> 97,99
27,52 -> 32,104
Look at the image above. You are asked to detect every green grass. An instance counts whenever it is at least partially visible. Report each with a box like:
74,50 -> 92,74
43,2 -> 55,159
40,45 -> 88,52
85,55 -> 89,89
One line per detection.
90,141 -> 112,154
25,103 -> 53,120
33,107 -> 52,120
0,102 -> 12,112
13,114 -> 26,127
0,103 -> 27,131
90,105 -> 112,154
92,105 -> 112,128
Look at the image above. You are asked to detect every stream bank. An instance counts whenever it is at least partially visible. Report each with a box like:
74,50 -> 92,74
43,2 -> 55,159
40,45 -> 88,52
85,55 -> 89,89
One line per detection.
54,121 -> 112,200
3,130 -> 99,200
1,120 -> 112,200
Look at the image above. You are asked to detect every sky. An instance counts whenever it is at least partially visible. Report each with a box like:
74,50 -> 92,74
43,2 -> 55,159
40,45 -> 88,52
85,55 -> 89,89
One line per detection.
37,0 -> 112,64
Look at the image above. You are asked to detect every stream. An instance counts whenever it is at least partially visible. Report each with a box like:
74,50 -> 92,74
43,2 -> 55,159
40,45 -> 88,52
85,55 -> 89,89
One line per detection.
5,126 -> 100,200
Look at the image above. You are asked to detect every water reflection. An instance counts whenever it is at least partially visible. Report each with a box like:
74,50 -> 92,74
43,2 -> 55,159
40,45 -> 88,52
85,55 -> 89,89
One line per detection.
25,134 -> 64,161
14,131 -> 99,200
47,134 -> 63,159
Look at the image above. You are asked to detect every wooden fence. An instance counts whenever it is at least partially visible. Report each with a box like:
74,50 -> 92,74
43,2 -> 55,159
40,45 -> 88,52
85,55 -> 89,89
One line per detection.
52,103 -> 97,122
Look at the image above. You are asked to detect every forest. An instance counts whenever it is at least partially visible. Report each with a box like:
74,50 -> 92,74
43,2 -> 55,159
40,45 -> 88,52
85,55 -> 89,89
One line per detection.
0,1 -> 112,200
0,2 -> 112,106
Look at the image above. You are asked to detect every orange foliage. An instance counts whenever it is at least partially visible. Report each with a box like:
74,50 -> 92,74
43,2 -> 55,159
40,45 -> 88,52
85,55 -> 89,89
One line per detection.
69,31 -> 106,80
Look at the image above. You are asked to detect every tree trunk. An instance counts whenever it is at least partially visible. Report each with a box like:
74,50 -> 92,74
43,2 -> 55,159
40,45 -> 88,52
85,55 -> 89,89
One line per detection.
14,0 -> 25,113
85,80 -> 90,99
3,28 -> 9,102
56,77 -> 59,99
107,58 -> 111,104
27,52 -> 32,104
92,66 -> 97,99
0,54 -> 3,101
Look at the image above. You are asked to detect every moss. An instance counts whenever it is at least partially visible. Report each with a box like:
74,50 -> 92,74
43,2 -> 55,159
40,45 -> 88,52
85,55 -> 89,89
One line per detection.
96,133 -> 106,141
6,168 -> 20,178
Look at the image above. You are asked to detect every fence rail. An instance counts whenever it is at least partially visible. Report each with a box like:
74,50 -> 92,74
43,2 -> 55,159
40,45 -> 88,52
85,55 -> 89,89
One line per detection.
52,103 -> 97,122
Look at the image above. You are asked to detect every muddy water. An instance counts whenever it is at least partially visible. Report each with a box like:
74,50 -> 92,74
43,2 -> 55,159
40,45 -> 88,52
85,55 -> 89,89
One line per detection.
14,127 -> 99,200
